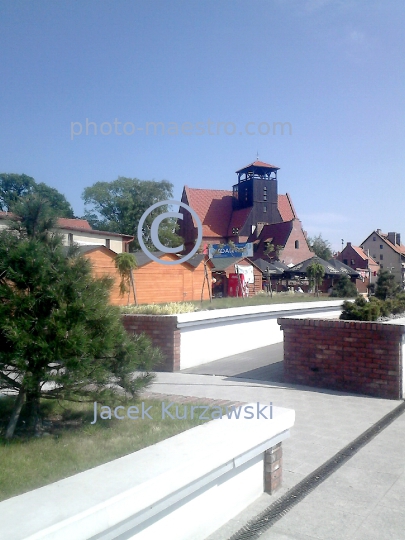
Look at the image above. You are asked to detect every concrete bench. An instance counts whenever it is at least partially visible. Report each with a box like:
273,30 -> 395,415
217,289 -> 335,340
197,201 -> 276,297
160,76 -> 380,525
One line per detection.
0,403 -> 295,540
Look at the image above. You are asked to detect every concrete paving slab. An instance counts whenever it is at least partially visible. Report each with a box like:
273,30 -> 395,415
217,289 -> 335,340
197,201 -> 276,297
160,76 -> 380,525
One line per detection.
142,337 -> 405,540
223,407 -> 405,540
269,500 -> 363,540
144,371 -> 401,540
351,507 -> 405,540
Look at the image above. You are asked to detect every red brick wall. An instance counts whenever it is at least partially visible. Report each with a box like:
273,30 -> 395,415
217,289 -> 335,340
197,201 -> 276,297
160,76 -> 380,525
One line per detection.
280,219 -> 314,266
264,442 -> 283,494
337,245 -> 367,269
278,318 -> 405,399
122,315 -> 180,372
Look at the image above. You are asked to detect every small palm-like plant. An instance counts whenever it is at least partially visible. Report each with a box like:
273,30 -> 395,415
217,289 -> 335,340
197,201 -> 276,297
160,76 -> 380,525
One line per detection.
307,262 -> 325,297
115,252 -> 138,305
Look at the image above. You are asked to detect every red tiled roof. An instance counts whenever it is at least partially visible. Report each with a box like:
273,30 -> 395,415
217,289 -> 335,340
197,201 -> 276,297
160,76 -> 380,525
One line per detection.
183,187 -> 298,239
57,218 -> 92,230
0,212 -> 132,239
278,193 -> 297,221
236,160 -> 280,172
183,187 -> 233,237
227,207 -> 252,236
0,213 -> 93,231
249,221 -> 293,247
379,233 -> 405,256
350,245 -> 378,264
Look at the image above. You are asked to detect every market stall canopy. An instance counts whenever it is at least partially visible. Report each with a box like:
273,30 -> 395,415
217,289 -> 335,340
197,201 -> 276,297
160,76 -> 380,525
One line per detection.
249,258 -> 285,275
288,256 -> 359,277
326,259 -> 360,277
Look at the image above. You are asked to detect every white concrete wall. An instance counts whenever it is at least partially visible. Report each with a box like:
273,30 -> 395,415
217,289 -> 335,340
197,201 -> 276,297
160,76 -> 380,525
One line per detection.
60,230 -> 123,252
178,300 -> 344,369
0,404 -> 295,540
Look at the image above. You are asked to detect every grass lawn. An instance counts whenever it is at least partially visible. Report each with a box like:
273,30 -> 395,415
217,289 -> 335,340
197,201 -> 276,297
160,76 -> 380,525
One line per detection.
0,396 -> 218,502
197,292 -> 335,310
120,293 -> 338,314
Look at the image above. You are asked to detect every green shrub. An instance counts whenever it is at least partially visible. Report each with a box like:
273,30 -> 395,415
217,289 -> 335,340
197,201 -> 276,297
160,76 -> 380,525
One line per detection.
391,293 -> 405,315
329,275 -> 358,298
340,296 -> 380,321
340,292 -> 405,321
375,270 -> 400,300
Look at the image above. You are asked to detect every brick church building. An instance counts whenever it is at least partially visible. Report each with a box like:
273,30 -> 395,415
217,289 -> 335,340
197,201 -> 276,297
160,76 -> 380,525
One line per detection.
178,160 -> 313,266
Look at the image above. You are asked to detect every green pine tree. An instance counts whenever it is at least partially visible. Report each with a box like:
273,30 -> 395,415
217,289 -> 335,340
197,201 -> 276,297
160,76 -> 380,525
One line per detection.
375,270 -> 400,300
0,197 -> 160,438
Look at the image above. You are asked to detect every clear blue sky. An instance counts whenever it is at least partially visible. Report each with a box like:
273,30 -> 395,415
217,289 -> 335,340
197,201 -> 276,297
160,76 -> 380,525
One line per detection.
1,0 -> 404,252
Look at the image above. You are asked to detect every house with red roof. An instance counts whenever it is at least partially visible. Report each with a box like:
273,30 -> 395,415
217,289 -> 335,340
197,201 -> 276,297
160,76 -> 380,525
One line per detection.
360,230 -> 405,289
56,218 -> 133,253
336,242 -> 379,293
0,212 -> 133,253
179,160 -> 313,266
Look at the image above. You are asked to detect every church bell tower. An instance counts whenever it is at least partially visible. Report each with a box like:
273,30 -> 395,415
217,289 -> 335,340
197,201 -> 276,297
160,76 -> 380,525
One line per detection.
232,160 -> 280,229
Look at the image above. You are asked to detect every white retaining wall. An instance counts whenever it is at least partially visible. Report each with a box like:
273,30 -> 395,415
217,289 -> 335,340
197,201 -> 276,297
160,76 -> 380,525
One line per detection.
0,404 -> 295,540
177,300 -> 344,369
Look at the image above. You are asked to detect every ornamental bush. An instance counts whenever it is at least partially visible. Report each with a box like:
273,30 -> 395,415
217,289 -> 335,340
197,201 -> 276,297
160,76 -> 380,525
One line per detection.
0,197 -> 161,439
329,275 -> 358,298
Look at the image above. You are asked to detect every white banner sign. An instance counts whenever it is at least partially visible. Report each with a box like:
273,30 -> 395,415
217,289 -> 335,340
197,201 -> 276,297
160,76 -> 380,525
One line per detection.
235,264 -> 254,284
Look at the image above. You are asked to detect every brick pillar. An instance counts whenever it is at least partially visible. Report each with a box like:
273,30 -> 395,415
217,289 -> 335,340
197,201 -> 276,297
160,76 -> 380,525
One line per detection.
264,442 -> 282,494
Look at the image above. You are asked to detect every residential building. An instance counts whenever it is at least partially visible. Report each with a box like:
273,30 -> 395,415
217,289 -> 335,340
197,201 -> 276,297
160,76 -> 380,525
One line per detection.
360,230 -> 405,289
336,242 -> 379,293
0,212 -> 133,253
57,218 -> 132,253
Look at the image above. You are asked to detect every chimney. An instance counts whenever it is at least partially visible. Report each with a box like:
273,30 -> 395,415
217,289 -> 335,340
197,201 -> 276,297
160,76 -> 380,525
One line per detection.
376,229 -> 382,234
347,242 -> 351,247
387,232 -> 399,245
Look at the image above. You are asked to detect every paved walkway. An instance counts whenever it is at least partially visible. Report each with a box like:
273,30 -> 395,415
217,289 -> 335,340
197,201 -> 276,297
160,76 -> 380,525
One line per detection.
143,344 -> 405,540
182,342 -> 284,382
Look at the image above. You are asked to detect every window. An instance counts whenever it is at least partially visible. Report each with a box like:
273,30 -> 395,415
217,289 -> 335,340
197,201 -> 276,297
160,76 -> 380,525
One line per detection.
380,264 -> 384,269
343,259 -> 348,265
263,195 -> 267,201
106,239 -> 111,249
263,206 -> 267,212
351,259 -> 355,265
295,240 -> 299,249
380,245 -> 383,249
68,233 -> 73,246
380,255 -> 383,261
373,237 -> 376,241
373,254 -> 377,259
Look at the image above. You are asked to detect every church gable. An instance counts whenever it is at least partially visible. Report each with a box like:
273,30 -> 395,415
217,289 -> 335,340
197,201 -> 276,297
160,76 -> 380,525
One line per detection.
179,159 -> 306,264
